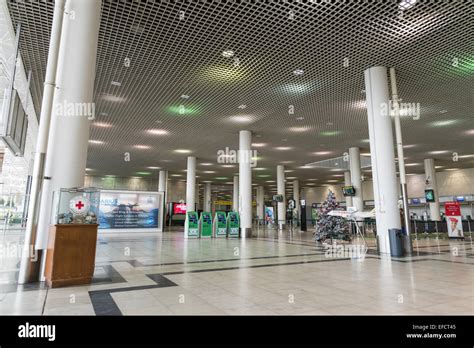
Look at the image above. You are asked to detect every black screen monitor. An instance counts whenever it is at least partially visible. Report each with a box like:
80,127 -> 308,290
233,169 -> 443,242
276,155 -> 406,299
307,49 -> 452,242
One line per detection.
342,186 -> 356,197
425,189 -> 435,202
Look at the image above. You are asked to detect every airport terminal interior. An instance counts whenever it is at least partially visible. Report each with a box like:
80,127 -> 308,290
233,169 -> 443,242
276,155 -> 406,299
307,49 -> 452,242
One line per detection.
0,0 -> 473,316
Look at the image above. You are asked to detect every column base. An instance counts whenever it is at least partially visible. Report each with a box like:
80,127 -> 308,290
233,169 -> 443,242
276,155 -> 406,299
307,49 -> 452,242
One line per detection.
240,227 -> 252,238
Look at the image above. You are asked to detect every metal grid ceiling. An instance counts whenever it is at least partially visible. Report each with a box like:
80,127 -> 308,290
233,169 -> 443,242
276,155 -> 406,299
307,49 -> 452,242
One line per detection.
6,0 -> 474,193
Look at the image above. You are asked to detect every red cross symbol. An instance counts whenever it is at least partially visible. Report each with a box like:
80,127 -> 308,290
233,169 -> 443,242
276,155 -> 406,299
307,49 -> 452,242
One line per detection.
75,201 -> 85,210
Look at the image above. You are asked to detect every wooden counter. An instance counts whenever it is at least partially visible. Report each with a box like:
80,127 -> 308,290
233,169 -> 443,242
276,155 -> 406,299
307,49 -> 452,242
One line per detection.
44,224 -> 98,288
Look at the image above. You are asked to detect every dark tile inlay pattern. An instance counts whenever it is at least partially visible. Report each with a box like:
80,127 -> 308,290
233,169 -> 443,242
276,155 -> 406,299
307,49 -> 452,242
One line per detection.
89,274 -> 178,316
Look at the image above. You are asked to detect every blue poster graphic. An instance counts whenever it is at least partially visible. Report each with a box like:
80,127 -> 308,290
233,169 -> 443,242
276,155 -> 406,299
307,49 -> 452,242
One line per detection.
98,191 -> 159,229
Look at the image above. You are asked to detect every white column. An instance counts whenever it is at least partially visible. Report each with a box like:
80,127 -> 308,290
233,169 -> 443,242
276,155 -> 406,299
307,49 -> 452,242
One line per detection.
349,147 -> 364,212
19,0 -> 66,284
204,182 -> 212,212
256,186 -> 264,220
277,165 -> 286,229
424,158 -> 441,221
186,156 -> 196,212
344,171 -> 353,208
365,66 -> 401,254
36,0 -> 102,252
239,130 -> 252,237
233,174 -> 239,212
293,179 -> 300,215
158,170 -> 168,193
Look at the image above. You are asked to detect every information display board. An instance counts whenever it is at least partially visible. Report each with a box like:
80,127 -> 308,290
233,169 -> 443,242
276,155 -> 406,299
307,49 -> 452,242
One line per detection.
185,211 -> 199,238
213,211 -> 227,238
98,190 -> 163,231
200,212 -> 213,238
227,212 -> 240,238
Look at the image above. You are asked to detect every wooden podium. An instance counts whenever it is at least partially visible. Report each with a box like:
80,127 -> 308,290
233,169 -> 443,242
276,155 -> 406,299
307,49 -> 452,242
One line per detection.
44,224 -> 98,288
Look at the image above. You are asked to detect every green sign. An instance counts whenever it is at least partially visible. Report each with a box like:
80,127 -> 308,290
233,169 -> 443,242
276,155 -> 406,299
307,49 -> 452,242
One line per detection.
200,212 -> 213,238
214,211 -> 227,238
227,212 -> 240,238
185,211 -> 199,238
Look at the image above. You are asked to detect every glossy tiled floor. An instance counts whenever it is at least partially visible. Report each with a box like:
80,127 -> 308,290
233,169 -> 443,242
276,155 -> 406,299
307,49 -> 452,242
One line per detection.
1,227 -> 473,315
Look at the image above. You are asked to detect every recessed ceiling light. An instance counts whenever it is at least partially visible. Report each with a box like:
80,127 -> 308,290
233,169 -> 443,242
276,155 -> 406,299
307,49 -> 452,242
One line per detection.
435,166 -> 445,169
89,140 -> 104,144
100,112 -> 108,116
200,163 -> 213,166
253,168 -> 266,171
465,129 -> 474,135
429,150 -> 448,155
102,94 -> 126,102
399,0 -> 417,10
258,175 -> 271,178
281,161 -> 294,164
147,129 -> 169,135
252,143 -> 266,147
287,176 -> 297,179
284,170 -> 294,173
361,139 -> 370,143
147,166 -> 161,169
405,163 -> 421,166
430,120 -> 457,127
180,94 -> 190,99
308,178 -> 318,181
459,154 -> 474,158
314,151 -> 332,155
93,122 -> 112,128
289,127 -> 309,132
266,180 -> 276,183
111,81 -> 121,86
293,68 -> 304,76
204,171 -> 216,174
85,168 -> 93,171
439,109 -> 448,114
445,168 -> 459,171
221,165 -> 235,168
222,50 -> 234,58
134,145 -> 150,149
171,174 -> 182,177
238,104 -> 247,109
175,149 -> 192,154
229,115 -> 254,123
276,147 -> 292,151
403,144 -> 416,148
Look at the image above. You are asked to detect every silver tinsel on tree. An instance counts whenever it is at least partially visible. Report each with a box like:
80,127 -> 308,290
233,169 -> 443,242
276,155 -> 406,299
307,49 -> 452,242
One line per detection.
314,190 -> 351,243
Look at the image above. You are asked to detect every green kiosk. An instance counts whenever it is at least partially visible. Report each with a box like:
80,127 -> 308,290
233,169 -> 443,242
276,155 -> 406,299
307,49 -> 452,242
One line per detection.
227,212 -> 240,238
185,211 -> 199,239
199,212 -> 213,238
213,211 -> 227,238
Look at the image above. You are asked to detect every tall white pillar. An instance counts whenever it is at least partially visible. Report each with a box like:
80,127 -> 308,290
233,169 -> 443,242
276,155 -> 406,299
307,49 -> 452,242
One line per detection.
256,186 -> 265,220
19,0 -> 66,284
239,130 -> 252,237
158,170 -> 168,228
349,147 -> 364,212
293,179 -> 300,216
277,165 -> 286,229
204,182 -> 212,212
344,171 -> 353,208
186,156 -> 196,212
35,0 -> 102,254
424,158 -> 441,221
233,174 -> 239,212
365,66 -> 401,254
158,170 -> 168,193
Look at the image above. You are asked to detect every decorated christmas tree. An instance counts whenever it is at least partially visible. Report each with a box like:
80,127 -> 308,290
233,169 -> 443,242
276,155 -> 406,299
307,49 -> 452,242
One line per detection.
314,190 -> 350,243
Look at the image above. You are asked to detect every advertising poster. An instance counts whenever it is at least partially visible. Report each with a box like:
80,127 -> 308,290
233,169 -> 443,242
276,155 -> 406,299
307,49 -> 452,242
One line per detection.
99,191 -> 161,230
445,201 -> 464,238
265,206 -> 274,224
